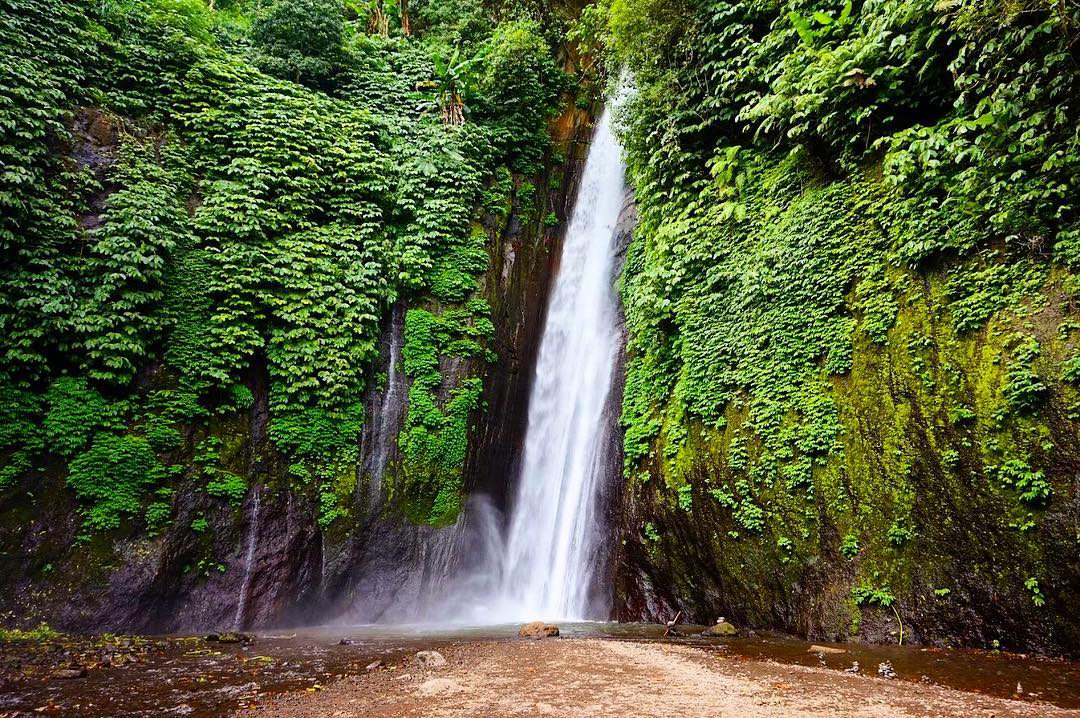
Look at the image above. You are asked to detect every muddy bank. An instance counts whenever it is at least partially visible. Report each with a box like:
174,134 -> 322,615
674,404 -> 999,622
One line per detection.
251,638 -> 1077,718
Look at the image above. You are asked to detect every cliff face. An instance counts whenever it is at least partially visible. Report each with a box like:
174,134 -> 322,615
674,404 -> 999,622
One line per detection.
608,155 -> 1080,657
0,105 -> 596,633
601,0 -> 1080,658
0,0 -> 600,633
614,272 -> 1080,655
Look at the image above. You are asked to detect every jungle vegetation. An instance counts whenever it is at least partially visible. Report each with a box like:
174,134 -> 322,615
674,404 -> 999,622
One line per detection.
585,0 -> 1080,649
0,0 -> 569,532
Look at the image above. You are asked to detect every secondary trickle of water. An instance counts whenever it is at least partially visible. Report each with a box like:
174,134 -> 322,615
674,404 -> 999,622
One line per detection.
368,303 -> 403,507
233,486 -> 261,630
486,106 -> 626,621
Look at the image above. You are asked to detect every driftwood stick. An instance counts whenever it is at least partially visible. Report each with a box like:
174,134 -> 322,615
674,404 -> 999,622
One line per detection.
663,611 -> 683,637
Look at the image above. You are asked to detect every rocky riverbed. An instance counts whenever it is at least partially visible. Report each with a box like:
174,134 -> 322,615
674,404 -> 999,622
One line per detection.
2,624 -> 1080,716
0,630 -> 405,716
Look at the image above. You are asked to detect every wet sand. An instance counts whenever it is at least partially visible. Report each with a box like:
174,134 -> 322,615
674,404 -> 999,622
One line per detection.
251,638 -> 1079,718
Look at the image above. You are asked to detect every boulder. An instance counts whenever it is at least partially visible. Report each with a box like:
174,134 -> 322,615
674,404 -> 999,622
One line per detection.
518,621 -> 560,639
702,619 -> 738,637
415,650 -> 447,668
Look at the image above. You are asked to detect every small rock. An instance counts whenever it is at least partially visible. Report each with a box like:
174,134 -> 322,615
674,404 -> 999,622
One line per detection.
205,632 -> 251,645
845,661 -> 860,674
415,650 -> 447,668
337,638 -> 353,646
921,675 -> 934,685
518,621 -> 560,639
417,678 -> 462,696
877,661 -> 897,679
50,667 -> 87,680
702,620 -> 738,637
365,660 -> 383,671
807,644 -> 846,654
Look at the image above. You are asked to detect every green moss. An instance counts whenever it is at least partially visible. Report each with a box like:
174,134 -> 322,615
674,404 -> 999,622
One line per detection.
0,623 -> 61,642
394,192 -> 500,527
398,303 -> 494,526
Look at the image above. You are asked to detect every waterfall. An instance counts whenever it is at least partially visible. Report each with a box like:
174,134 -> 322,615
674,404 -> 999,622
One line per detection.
486,105 -> 626,621
354,104 -> 626,627
233,486 -> 261,630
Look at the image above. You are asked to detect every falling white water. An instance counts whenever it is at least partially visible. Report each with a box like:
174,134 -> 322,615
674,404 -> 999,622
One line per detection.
352,102 -> 628,628
486,106 -> 626,621
233,486 -> 261,630
368,304 -> 403,506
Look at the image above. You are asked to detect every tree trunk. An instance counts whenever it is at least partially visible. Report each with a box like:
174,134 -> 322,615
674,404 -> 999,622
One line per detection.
401,0 -> 411,36
368,1 -> 389,36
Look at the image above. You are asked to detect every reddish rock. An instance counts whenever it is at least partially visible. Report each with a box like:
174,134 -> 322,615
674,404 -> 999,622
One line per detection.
518,622 -> 560,638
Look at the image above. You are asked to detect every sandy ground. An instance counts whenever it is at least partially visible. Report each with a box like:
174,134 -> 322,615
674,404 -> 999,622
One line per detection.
248,638 -> 1079,717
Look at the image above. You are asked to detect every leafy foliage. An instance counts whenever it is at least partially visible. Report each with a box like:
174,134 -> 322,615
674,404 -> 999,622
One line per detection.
250,0 -> 347,89
595,0 -> 1080,634
0,0 -> 565,532
44,378 -> 117,457
67,434 -> 165,531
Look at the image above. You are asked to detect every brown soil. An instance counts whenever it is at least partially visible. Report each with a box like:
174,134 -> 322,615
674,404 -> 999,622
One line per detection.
248,638 -> 1079,717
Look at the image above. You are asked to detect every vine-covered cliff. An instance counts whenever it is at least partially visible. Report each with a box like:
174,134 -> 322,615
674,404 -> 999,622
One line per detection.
5,0 -> 1080,660
595,0 -> 1080,655
0,0 -> 593,631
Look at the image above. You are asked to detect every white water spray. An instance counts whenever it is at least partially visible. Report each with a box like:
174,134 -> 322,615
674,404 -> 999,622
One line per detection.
484,106 -> 626,621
